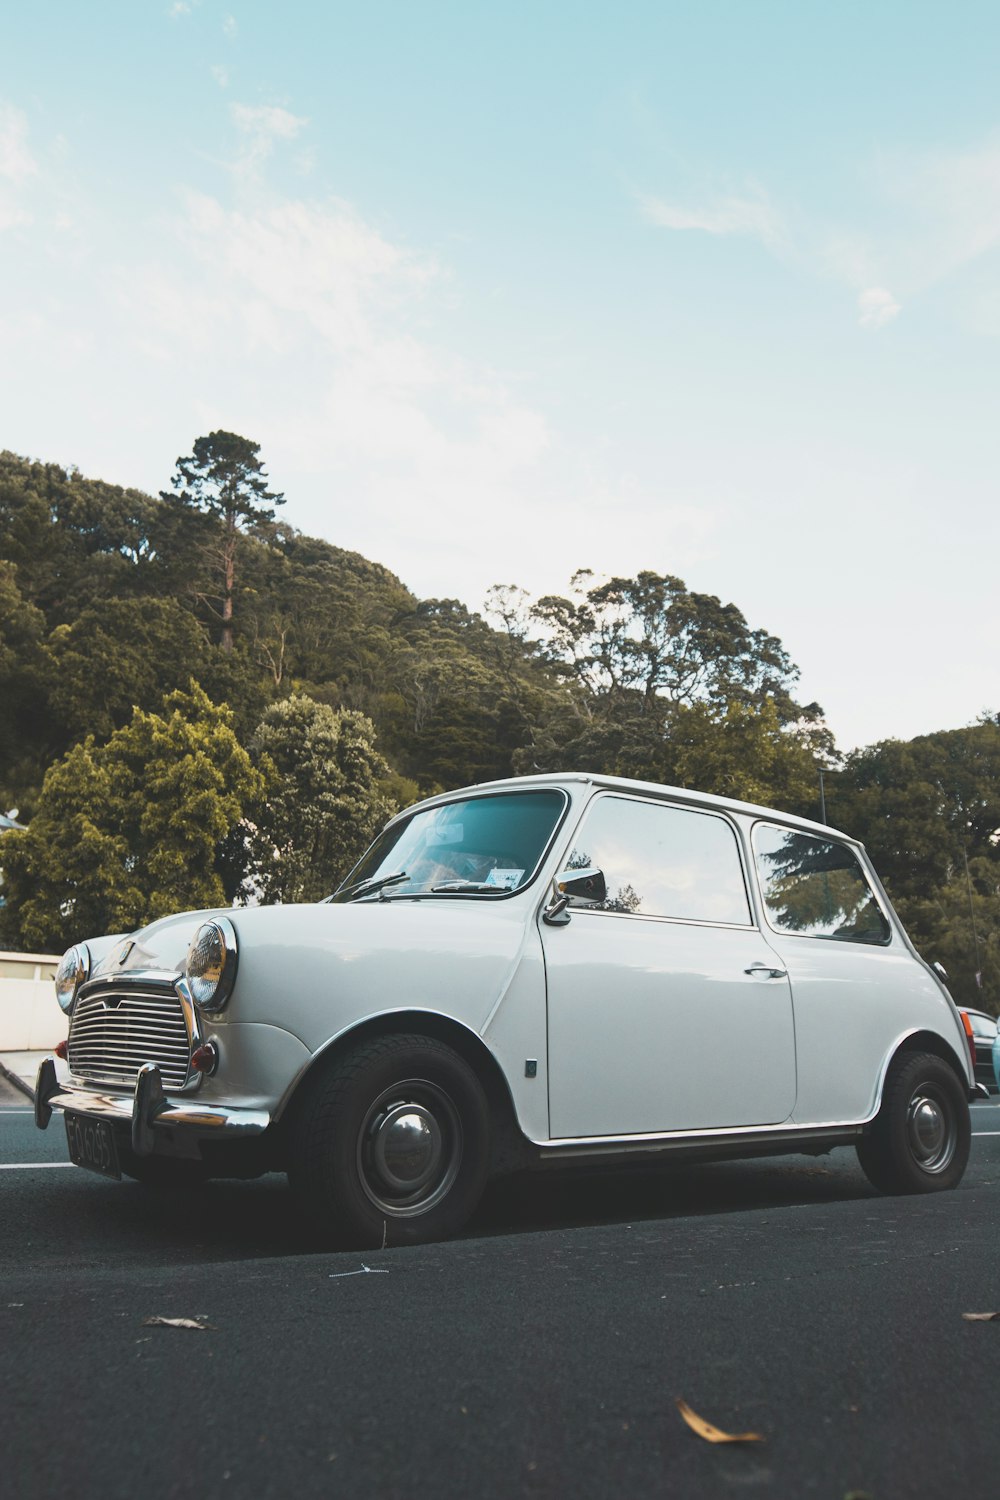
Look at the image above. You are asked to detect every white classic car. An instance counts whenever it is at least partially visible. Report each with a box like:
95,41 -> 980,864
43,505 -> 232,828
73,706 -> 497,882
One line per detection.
36,773 -> 981,1246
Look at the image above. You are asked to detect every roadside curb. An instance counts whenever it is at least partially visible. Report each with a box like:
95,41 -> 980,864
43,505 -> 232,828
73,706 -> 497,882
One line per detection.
0,1056 -> 38,1101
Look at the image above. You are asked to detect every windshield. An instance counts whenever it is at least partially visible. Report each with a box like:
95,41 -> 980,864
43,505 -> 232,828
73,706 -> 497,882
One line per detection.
330,789 -> 567,902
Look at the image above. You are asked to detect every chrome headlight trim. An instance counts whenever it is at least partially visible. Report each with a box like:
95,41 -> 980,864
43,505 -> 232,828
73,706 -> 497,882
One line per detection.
184,916 -> 238,1012
54,943 -> 91,1015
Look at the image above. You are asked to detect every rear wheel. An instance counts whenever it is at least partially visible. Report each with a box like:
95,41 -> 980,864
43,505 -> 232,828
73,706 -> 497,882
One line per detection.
288,1034 -> 491,1247
856,1051 -> 970,1194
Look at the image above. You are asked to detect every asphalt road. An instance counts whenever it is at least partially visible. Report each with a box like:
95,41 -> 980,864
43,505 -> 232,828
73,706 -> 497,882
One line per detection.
2,1078 -> 999,1500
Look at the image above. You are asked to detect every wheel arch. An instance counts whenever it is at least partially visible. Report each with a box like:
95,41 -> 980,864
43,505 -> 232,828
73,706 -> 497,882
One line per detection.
275,1009 -> 532,1175
873,1028 -> 971,1118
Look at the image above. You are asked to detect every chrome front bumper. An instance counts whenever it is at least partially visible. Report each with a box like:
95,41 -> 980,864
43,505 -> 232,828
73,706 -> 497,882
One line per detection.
34,1057 -> 270,1157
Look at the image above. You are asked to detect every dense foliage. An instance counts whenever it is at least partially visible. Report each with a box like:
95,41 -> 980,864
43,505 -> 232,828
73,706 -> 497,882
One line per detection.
0,442 -> 996,1011
826,725 -> 1000,1010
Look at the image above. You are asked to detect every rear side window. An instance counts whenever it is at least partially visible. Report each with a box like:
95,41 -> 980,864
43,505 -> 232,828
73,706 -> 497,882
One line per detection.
752,824 -> 891,945
565,796 -> 752,925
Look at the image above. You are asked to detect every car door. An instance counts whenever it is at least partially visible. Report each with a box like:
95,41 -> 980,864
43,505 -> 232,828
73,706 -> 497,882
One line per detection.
542,794 -> 796,1139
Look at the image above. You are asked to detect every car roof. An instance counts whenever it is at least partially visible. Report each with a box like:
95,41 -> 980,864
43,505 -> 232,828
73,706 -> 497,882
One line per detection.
394,771 -> 859,845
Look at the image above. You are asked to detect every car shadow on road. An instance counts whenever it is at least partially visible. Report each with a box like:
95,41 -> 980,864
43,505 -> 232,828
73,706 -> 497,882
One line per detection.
468,1151 -> 877,1238
18,1148 -> 881,1266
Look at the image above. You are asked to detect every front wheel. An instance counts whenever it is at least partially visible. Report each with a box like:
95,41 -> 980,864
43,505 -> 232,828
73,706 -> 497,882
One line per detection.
287,1034 -> 491,1247
856,1051 -> 970,1194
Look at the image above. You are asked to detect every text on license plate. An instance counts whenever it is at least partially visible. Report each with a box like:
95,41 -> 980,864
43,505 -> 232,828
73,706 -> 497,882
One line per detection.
65,1113 -> 121,1180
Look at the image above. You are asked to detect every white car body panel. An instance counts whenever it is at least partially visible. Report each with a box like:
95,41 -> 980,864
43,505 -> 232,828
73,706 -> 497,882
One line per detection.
768,933 -> 965,1124
543,910 -> 796,1136
49,772 -> 974,1165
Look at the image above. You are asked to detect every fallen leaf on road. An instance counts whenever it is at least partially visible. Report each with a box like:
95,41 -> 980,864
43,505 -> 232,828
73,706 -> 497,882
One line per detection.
142,1316 -> 216,1331
676,1398 -> 764,1444
962,1312 -> 1000,1322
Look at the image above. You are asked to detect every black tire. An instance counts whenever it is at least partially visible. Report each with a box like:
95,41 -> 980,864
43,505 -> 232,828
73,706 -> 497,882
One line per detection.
287,1034 -> 491,1247
856,1051 -> 971,1194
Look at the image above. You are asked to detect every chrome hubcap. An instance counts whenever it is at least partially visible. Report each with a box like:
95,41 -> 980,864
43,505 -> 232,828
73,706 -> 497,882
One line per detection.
358,1079 -> 462,1217
371,1105 -> 442,1194
906,1087 -> 955,1172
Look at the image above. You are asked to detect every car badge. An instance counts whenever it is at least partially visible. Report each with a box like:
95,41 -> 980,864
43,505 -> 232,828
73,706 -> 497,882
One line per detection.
116,940 -> 134,968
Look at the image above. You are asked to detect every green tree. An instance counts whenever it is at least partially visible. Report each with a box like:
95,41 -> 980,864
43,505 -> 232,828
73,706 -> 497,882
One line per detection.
514,568 -> 830,812
827,723 -> 1000,1008
0,450 -> 162,623
247,695 -> 397,903
0,684 -> 268,950
162,432 -> 284,653
0,561 -> 47,805
666,698 -> 824,810
44,597 -> 213,746
531,569 -> 808,714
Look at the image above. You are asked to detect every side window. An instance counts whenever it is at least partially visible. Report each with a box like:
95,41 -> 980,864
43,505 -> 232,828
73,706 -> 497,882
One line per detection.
565,796 -> 752,925
752,824 -> 891,945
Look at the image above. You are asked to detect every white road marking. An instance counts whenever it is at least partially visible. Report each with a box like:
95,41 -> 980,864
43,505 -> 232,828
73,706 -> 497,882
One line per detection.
0,1162 -> 76,1170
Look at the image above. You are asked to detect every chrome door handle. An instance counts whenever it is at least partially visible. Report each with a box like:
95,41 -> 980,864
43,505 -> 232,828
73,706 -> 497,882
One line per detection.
745,964 -> 788,979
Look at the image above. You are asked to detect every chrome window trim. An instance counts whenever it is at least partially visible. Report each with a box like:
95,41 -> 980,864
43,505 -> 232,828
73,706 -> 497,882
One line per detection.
560,790 -> 758,929
749,818 -> 895,948
564,908 -> 758,934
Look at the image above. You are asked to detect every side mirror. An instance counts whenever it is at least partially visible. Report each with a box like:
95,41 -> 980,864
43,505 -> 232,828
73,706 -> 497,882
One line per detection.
556,866 -> 607,904
542,867 -> 607,927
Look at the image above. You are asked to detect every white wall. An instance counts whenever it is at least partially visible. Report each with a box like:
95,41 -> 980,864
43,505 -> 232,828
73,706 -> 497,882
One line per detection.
0,952 -> 64,1050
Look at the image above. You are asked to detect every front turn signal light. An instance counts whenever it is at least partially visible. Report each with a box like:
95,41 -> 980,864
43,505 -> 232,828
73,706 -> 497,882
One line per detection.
191,1042 -> 219,1075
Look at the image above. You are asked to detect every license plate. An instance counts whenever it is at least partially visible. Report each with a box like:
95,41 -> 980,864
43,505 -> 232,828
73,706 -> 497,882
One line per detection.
64,1112 -> 121,1180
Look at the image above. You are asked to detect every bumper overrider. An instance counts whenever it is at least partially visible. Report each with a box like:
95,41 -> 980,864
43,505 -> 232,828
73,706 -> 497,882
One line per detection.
35,1057 -> 270,1157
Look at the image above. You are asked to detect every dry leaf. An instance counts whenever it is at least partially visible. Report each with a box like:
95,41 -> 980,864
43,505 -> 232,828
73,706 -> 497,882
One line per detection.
962,1312 -> 1000,1322
143,1316 -> 216,1331
676,1398 -> 764,1444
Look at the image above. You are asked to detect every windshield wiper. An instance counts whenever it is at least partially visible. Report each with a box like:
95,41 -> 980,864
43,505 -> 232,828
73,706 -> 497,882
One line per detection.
341,870 -> 410,902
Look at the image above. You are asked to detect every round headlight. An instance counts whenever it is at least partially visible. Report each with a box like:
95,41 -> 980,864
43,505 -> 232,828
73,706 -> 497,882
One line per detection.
55,943 -> 90,1014
185,918 -> 237,1011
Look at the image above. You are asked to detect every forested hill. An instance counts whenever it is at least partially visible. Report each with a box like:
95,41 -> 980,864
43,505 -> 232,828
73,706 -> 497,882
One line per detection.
1,440 -> 997,1009
0,441 -> 830,817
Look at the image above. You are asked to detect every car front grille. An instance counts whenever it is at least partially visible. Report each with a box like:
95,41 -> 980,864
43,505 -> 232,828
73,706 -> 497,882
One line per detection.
68,984 -> 191,1090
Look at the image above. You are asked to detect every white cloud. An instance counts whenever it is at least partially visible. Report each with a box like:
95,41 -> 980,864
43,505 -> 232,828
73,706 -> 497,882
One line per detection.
231,103 -> 305,142
223,14 -> 238,37
229,102 -> 308,176
858,286 -> 901,328
167,2 -> 192,17
821,135 -> 1000,323
639,185 -> 783,247
211,65 -> 229,89
639,133 -> 1000,333
97,184 -> 568,592
0,102 -> 35,182
0,103 -> 36,230
170,189 -> 432,350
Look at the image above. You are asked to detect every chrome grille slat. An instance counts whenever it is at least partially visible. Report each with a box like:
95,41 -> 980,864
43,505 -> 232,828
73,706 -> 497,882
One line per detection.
68,985 -> 191,1089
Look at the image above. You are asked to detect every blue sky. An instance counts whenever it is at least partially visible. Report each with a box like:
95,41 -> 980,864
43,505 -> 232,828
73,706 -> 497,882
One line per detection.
2,1 -> 998,752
